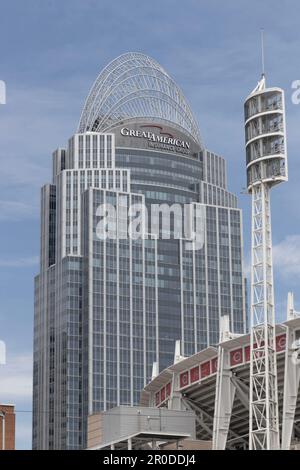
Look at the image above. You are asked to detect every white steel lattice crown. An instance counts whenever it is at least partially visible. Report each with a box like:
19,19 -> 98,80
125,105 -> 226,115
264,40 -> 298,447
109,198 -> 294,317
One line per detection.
78,52 -> 202,146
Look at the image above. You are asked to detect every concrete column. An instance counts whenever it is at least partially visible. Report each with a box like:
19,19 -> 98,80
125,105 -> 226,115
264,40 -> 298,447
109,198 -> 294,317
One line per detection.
128,437 -> 132,450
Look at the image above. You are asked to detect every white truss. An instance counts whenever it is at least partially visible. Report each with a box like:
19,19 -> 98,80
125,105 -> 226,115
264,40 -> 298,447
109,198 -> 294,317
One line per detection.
245,76 -> 287,450
78,52 -> 202,145
249,183 -> 280,449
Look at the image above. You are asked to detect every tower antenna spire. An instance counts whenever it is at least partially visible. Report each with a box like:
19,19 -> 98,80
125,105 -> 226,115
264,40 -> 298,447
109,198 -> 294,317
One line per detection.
261,28 -> 265,78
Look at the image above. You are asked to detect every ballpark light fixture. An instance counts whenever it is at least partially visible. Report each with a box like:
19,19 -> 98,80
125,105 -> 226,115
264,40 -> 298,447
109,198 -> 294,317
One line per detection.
244,31 -> 288,449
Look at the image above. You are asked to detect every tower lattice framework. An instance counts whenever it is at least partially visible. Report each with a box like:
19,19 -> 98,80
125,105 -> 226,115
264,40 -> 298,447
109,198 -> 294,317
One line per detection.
244,76 -> 288,450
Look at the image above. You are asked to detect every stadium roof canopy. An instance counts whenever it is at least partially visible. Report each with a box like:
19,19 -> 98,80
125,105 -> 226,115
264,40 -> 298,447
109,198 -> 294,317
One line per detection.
141,316 -> 300,450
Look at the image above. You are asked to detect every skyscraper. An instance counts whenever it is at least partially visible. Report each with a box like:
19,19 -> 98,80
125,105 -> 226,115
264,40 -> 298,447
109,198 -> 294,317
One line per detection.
33,53 -> 246,449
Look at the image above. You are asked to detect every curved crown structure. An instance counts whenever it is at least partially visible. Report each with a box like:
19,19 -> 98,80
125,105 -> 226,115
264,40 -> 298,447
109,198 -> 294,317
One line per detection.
244,76 -> 288,191
78,52 -> 202,146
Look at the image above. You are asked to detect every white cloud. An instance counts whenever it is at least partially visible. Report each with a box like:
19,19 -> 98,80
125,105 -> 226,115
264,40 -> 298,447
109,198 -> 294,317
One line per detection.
0,353 -> 33,400
0,255 -> 38,268
245,235 -> 300,281
0,200 -> 38,221
273,235 -> 300,279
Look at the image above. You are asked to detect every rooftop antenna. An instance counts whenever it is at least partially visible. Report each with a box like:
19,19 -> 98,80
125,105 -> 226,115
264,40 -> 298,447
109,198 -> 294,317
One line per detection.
261,29 -> 265,78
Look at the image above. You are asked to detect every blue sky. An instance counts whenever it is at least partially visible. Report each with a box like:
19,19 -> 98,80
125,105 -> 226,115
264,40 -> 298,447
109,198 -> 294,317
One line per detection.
0,0 -> 300,449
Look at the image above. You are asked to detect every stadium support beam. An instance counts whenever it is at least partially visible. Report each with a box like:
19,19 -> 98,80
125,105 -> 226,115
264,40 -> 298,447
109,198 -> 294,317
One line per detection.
281,298 -> 300,449
183,399 -> 214,437
286,292 -> 300,321
169,373 -> 183,411
212,344 -> 236,449
184,396 -> 246,447
231,375 -> 249,410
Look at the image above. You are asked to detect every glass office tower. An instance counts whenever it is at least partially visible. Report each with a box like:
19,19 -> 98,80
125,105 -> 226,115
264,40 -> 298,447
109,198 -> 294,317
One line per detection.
33,53 -> 246,449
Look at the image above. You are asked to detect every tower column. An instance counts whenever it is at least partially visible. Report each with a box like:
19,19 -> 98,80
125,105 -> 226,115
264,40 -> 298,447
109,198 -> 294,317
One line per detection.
249,183 -> 279,449
244,75 -> 288,450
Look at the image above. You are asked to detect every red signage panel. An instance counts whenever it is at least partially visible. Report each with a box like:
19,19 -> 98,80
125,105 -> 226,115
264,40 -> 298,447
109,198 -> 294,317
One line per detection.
245,345 -> 250,362
180,371 -> 189,388
211,357 -> 218,373
276,334 -> 286,352
190,366 -> 200,383
200,361 -> 211,378
230,348 -> 243,366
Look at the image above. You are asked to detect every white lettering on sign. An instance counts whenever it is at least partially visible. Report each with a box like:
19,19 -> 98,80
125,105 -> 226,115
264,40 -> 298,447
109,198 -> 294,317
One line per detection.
120,127 -> 190,150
